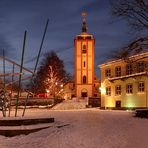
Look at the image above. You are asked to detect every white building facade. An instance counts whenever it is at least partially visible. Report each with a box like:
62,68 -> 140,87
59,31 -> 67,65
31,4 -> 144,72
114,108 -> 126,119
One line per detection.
99,52 -> 148,109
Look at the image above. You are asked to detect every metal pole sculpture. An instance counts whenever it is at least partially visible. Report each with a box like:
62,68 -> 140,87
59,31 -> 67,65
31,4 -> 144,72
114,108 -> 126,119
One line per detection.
8,64 -> 14,117
0,56 -> 33,74
15,31 -> 27,117
2,50 -> 6,117
22,19 -> 49,116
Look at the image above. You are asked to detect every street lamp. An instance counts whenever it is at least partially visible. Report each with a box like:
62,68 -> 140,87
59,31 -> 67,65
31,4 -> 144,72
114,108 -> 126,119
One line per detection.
99,87 -> 106,109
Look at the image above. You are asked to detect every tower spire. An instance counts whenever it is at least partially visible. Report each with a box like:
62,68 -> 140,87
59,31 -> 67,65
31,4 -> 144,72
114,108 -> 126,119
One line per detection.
81,11 -> 87,33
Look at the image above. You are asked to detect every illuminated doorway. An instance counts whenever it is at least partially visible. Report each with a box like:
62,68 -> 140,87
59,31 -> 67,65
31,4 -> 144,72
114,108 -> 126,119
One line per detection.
81,89 -> 88,97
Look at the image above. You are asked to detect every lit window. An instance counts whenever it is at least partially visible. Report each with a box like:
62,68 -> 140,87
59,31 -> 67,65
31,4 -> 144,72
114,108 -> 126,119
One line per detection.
115,66 -> 121,77
83,76 -> 86,84
84,61 -> 86,67
138,82 -> 144,92
105,68 -> 111,77
115,85 -> 121,95
126,64 -> 132,75
106,86 -> 111,96
137,62 -> 145,73
126,84 -> 133,94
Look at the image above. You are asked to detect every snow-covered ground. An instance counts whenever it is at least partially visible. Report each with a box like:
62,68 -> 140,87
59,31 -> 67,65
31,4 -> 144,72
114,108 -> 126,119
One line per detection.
0,109 -> 148,148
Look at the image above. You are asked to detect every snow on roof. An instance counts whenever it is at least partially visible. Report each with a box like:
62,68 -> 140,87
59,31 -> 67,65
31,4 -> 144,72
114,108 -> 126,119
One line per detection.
108,71 -> 147,81
99,51 -> 148,68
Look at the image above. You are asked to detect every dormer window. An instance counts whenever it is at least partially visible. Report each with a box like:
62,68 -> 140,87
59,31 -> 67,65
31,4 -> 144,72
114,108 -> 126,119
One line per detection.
105,68 -> 111,77
126,64 -> 132,75
137,61 -> 145,73
115,66 -> 121,77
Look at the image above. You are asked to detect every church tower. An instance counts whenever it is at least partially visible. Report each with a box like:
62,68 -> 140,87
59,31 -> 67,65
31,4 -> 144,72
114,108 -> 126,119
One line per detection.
74,12 -> 95,98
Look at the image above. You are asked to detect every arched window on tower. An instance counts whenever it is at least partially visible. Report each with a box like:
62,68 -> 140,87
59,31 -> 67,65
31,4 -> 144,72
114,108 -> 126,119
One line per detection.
82,45 -> 87,54
83,76 -> 87,84
84,61 -> 85,67
83,45 -> 86,49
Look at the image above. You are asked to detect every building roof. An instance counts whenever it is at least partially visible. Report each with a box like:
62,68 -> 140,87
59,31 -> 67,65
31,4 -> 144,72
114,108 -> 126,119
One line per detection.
98,51 -> 148,68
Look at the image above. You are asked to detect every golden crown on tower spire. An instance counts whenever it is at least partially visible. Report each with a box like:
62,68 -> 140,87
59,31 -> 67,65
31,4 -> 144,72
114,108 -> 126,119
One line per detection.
81,11 -> 87,33
82,11 -> 87,20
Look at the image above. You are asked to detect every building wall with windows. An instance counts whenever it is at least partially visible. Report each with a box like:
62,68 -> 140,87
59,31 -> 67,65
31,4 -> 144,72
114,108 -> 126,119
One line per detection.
99,52 -> 148,109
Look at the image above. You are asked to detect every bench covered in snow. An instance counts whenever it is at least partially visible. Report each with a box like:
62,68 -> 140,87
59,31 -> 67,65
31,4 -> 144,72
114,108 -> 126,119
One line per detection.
134,109 -> 148,118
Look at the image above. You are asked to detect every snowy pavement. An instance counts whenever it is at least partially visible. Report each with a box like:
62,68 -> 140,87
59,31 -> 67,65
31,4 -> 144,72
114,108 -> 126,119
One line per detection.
0,109 -> 148,148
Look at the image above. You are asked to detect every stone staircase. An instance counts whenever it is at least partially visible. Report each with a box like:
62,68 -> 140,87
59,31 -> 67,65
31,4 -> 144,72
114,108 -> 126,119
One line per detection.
52,98 -> 88,110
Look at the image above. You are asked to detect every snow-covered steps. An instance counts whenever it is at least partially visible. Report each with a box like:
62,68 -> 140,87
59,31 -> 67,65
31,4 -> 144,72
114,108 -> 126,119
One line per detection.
0,117 -> 54,126
0,124 -> 52,137
52,98 -> 88,110
0,117 -> 54,137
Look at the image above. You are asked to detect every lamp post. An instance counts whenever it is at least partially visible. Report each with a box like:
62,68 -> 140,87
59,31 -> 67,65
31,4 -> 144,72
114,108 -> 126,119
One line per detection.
60,84 -> 63,98
99,87 -> 106,109
46,89 -> 49,97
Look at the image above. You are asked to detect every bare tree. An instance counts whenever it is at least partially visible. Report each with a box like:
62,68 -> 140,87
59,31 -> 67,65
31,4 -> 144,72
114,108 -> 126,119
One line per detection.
110,37 -> 148,74
111,37 -> 148,60
29,51 -> 71,95
110,0 -> 148,31
44,66 -> 63,97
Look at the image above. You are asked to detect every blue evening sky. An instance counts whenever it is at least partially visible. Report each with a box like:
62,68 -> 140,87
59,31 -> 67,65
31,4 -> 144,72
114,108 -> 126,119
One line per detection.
0,0 -> 145,77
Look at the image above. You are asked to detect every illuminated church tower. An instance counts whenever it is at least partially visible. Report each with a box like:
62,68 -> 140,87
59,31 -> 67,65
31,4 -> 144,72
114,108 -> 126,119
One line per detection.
74,12 -> 95,97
